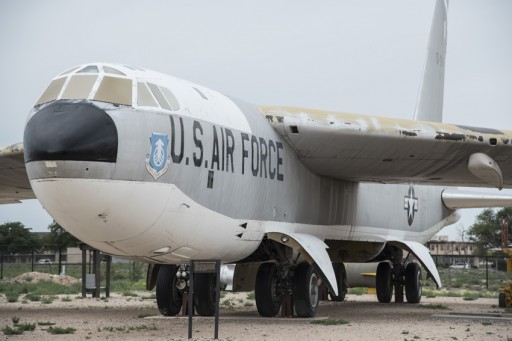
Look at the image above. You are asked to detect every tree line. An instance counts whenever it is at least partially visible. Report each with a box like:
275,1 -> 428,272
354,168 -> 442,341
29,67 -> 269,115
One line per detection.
0,221 -> 79,255
0,207 -> 511,257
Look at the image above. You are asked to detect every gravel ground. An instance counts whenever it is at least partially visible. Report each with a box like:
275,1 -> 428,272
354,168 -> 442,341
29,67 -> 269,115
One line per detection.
0,292 -> 511,340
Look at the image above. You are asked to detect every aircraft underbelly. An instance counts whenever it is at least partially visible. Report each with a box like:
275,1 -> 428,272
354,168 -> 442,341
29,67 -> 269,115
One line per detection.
29,177 -> 261,263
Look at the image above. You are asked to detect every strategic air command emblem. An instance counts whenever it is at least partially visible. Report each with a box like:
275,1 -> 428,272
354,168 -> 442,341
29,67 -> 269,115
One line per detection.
146,133 -> 171,180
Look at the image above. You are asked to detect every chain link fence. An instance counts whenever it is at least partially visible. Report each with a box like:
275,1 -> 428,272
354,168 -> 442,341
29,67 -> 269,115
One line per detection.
0,245 -> 145,283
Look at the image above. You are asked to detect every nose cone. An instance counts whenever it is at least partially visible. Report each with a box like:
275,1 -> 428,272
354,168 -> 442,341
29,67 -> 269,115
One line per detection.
24,101 -> 118,164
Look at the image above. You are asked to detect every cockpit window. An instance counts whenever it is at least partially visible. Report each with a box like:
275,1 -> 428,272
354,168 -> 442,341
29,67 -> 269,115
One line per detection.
61,75 -> 97,100
35,77 -> 67,106
161,87 -> 180,111
78,65 -> 99,74
94,76 -> 132,106
147,83 -> 172,111
137,82 -> 158,107
103,66 -> 126,76
58,66 -> 80,76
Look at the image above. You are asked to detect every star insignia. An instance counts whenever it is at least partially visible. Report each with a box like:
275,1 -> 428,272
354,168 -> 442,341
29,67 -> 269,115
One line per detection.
403,185 -> 418,226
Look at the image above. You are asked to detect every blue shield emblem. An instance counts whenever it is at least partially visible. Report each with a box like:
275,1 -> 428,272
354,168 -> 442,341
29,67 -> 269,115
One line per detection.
145,133 -> 171,180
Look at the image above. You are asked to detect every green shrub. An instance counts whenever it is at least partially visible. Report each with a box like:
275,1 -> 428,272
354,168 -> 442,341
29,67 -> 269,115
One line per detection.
47,326 -> 76,334
1,326 -> 23,335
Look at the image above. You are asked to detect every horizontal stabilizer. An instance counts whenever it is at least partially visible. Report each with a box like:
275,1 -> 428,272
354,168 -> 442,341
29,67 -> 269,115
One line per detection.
442,189 -> 512,209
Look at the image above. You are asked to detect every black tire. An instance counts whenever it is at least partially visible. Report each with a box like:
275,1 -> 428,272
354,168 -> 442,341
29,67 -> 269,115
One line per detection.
156,265 -> 183,316
193,273 -> 217,316
498,292 -> 506,308
405,262 -> 422,304
331,263 -> 347,302
255,263 -> 281,317
293,262 -> 320,317
376,261 -> 393,303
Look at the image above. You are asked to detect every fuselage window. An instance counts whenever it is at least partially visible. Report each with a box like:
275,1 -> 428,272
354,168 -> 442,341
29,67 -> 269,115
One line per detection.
193,87 -> 208,100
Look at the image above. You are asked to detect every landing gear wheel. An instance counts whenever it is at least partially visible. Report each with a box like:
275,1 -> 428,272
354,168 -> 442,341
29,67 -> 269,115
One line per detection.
293,262 -> 320,317
156,265 -> 183,316
331,263 -> 347,302
255,263 -> 281,317
193,273 -> 216,316
376,262 -> 393,303
405,262 -> 422,303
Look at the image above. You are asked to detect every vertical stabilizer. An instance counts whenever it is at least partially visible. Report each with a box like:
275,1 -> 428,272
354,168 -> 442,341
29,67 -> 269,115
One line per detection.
413,0 -> 448,122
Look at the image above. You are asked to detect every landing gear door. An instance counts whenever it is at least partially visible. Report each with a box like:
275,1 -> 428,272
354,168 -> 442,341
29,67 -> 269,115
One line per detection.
267,232 -> 338,296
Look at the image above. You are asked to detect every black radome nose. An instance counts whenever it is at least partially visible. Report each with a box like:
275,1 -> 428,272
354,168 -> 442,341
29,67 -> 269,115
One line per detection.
24,101 -> 118,163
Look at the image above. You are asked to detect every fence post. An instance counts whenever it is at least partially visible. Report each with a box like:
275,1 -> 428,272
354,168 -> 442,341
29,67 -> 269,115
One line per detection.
485,256 -> 489,289
31,247 -> 35,272
58,247 -> 62,275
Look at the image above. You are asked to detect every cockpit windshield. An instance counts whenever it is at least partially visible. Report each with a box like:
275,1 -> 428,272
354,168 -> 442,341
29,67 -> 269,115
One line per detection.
35,63 -> 180,112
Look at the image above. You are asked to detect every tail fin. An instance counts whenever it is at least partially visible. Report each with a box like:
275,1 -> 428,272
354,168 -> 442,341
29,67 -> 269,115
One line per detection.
413,0 -> 448,122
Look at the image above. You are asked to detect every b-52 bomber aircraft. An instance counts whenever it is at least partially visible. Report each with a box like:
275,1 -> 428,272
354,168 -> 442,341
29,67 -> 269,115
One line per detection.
1,0 -> 512,317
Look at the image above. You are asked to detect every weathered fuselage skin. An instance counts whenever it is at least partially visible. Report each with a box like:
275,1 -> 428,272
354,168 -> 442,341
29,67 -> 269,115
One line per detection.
24,64 -> 456,266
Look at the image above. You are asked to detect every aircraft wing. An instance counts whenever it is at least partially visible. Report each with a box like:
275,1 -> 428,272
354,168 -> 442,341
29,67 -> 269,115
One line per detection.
0,143 -> 35,204
261,106 -> 512,189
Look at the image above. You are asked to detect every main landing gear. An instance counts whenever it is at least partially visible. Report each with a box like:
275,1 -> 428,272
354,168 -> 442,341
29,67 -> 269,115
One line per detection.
255,262 -> 320,317
156,264 -> 217,316
375,261 -> 422,304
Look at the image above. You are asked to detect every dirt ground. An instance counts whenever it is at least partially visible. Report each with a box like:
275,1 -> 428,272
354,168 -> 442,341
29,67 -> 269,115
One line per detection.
0,291 -> 511,341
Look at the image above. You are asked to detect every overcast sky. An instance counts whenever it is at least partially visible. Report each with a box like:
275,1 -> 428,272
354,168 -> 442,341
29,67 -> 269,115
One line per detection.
0,0 -> 511,238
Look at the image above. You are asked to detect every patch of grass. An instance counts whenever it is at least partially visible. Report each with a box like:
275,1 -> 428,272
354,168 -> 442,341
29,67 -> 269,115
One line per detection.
11,316 -> 20,324
244,302 -> 254,307
122,290 -> 138,297
1,326 -> 23,335
42,295 -> 56,304
140,293 -> 156,300
246,291 -> 255,300
347,287 -> 367,295
25,293 -> 41,301
310,319 -> 349,325
47,326 -> 76,334
16,323 -> 36,332
6,292 -> 20,302
61,296 -> 72,302
221,298 -> 234,308
128,324 -> 157,331
505,307 -> 512,313
38,321 -> 56,326
137,313 -> 153,318
462,292 -> 479,301
402,330 -> 409,334
418,304 -> 450,310
481,321 -> 493,326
